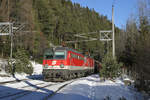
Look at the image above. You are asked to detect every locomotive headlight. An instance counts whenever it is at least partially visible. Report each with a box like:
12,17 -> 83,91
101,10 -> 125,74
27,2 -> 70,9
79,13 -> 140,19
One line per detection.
60,64 -> 64,68
45,64 -> 48,68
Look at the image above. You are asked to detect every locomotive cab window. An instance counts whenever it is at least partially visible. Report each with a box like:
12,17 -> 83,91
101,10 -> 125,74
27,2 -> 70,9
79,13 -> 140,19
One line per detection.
44,54 -> 53,59
54,51 -> 65,59
44,48 -> 54,59
44,52 -> 54,59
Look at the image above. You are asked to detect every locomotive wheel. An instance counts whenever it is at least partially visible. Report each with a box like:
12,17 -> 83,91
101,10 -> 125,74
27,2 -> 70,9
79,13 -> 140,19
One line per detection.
70,74 -> 74,79
74,73 -> 77,78
64,75 -> 69,80
68,74 -> 71,80
77,73 -> 80,78
72,73 -> 75,79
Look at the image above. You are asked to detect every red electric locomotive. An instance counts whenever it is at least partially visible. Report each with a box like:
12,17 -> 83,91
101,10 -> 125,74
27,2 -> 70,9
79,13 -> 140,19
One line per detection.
42,47 -> 94,81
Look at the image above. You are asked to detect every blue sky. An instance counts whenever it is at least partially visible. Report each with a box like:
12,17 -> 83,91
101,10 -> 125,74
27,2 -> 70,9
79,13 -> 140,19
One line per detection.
71,0 -> 137,28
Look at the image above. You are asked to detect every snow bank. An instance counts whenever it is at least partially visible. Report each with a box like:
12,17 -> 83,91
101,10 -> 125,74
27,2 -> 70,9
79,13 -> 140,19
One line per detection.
49,75 -> 144,100
31,61 -> 43,75
0,61 -> 43,83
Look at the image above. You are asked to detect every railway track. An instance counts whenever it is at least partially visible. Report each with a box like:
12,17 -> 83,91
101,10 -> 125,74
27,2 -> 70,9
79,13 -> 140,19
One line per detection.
0,82 -> 56,100
0,79 -> 75,100
43,80 -> 75,100
0,75 -> 43,85
0,78 -> 28,85
11,83 -> 56,100
0,82 -> 44,93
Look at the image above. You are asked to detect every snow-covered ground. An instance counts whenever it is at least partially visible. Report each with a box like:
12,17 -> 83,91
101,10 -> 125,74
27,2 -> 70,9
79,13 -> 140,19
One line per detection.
0,75 -> 145,100
31,61 -> 43,75
0,59 -> 148,100
49,75 -> 144,100
0,60 -> 43,83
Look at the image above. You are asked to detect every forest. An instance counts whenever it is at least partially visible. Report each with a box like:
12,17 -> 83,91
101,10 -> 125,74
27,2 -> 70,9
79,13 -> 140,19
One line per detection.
0,0 -> 150,93
0,0 -> 114,61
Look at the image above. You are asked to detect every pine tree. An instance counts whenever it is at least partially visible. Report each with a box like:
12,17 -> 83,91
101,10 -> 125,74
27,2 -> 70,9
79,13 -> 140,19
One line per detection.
13,49 -> 33,75
100,52 -> 123,79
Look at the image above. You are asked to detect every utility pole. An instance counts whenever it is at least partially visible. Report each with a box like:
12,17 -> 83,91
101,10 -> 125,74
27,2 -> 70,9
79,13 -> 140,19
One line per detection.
8,0 -> 13,59
8,0 -> 10,21
112,5 -> 115,59
10,23 -> 13,59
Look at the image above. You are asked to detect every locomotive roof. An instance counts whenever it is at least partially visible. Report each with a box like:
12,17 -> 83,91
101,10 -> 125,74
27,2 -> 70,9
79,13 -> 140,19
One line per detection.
54,47 -> 93,59
55,47 -> 82,55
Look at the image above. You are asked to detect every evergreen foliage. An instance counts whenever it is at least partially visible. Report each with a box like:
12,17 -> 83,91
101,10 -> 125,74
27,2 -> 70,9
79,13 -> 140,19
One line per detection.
0,0 -> 113,63
6,49 -> 33,75
100,52 -> 123,79
117,0 -> 150,92
5,59 -> 13,74
14,49 -> 33,75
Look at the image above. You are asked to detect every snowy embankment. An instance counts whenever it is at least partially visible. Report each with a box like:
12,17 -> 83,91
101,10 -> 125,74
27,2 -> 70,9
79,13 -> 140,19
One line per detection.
31,61 -> 43,75
0,60 -> 43,82
49,75 -> 144,100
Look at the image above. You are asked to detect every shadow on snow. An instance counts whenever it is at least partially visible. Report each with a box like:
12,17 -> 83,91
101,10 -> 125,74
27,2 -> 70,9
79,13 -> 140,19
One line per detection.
27,74 -> 43,80
0,74 -> 144,100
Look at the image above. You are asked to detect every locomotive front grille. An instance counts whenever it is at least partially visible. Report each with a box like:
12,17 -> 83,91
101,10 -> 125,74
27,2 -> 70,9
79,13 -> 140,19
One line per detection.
43,69 -> 68,78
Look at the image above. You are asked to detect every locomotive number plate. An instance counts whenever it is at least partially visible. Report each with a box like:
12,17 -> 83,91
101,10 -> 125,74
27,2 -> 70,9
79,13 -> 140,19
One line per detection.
52,61 -> 57,65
